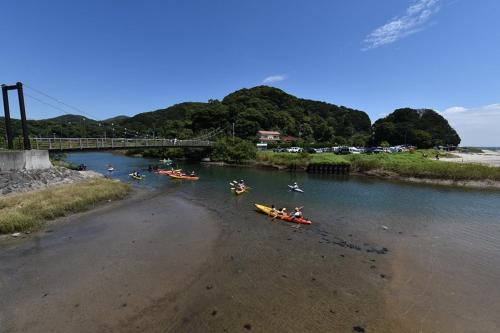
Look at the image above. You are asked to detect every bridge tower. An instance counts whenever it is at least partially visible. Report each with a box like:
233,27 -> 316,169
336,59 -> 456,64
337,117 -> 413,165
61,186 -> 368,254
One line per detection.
1,82 -> 30,150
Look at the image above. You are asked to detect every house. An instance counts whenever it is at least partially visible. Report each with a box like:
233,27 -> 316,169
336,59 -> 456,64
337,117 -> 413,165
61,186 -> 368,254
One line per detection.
257,130 -> 281,143
280,135 -> 298,143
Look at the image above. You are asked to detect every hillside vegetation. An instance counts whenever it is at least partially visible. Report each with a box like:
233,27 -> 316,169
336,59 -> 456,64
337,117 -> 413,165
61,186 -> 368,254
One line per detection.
373,108 -> 460,148
1,86 -> 460,149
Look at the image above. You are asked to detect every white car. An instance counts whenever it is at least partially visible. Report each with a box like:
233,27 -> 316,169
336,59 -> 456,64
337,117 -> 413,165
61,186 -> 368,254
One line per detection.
287,147 -> 303,153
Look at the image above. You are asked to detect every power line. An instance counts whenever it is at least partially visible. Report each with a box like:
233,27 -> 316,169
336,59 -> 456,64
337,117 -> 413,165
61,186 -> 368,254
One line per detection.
24,84 -> 97,119
25,93 -> 74,117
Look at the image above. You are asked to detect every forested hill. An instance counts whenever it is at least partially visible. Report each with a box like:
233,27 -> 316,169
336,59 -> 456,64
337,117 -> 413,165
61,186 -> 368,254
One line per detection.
118,86 -> 372,145
1,86 -> 460,147
373,108 -> 461,148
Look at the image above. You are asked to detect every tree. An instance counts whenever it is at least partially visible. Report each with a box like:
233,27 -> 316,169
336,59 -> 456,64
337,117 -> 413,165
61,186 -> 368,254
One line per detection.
373,108 -> 460,148
211,137 -> 257,162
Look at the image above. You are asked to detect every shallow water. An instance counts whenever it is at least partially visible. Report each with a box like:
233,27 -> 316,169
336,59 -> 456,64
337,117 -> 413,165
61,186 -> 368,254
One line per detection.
66,152 -> 500,332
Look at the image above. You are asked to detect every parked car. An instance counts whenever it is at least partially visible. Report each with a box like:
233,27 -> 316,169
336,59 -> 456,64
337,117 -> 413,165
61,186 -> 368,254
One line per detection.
287,147 -> 303,153
336,147 -> 362,155
273,147 -> 287,153
306,148 -> 324,154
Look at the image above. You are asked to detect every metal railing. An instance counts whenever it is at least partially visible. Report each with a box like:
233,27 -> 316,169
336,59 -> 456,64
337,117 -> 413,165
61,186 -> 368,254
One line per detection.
28,138 -> 214,151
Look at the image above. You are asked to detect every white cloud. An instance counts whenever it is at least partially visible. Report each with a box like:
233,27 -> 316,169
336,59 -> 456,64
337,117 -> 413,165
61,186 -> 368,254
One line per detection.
262,74 -> 287,84
444,106 -> 467,114
363,0 -> 440,50
442,103 -> 500,146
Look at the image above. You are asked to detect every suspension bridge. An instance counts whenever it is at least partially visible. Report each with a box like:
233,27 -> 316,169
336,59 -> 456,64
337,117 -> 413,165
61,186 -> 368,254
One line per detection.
1,82 -> 220,151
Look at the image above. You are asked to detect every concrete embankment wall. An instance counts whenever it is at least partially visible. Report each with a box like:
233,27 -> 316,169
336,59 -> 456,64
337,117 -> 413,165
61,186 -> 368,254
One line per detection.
0,150 -> 52,171
306,163 -> 350,174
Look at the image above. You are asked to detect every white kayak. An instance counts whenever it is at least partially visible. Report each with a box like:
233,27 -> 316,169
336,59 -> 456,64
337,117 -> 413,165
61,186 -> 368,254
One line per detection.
288,185 -> 304,193
107,167 -> 115,172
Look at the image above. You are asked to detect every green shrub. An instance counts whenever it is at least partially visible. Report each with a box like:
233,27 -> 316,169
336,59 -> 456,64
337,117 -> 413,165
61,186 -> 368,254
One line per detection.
211,137 -> 257,162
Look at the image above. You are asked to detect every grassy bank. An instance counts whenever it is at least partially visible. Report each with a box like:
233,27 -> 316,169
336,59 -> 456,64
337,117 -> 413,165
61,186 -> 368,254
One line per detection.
256,151 -> 500,182
0,178 -> 130,234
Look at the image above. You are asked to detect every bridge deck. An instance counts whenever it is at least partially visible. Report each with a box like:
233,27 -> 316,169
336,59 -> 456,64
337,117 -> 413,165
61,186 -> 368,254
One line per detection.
29,138 -> 213,151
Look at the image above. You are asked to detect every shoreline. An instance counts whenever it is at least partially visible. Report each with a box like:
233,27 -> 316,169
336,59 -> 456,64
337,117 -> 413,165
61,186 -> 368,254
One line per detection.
202,160 -> 500,190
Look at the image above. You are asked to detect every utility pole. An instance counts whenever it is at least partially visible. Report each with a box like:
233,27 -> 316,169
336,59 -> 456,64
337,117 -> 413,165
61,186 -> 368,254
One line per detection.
232,122 -> 235,141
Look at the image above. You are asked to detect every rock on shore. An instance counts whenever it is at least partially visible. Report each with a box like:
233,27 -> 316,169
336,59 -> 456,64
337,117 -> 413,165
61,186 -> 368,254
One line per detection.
0,167 -> 102,196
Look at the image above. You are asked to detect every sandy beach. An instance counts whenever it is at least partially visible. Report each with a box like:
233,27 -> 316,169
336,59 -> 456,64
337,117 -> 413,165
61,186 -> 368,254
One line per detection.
441,149 -> 500,167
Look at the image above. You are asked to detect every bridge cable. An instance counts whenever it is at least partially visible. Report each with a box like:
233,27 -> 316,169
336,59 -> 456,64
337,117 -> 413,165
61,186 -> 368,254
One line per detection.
25,93 -> 76,117
24,84 -> 98,120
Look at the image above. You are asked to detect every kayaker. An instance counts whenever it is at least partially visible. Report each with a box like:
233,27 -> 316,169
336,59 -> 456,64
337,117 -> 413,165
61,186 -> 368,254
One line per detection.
279,207 -> 287,216
190,171 -> 196,177
237,180 -> 246,190
293,207 -> 303,219
292,182 -> 299,189
270,205 -> 279,217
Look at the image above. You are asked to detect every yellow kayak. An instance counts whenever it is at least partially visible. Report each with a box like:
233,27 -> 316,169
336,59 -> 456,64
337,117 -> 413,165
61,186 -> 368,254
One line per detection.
129,173 -> 145,180
235,188 -> 247,195
254,204 -> 312,225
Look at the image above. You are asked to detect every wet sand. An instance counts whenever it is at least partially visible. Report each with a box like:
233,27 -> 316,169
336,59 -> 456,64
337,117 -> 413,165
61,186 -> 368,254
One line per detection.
0,190 -> 219,333
119,193 -> 398,333
1,189 -> 396,333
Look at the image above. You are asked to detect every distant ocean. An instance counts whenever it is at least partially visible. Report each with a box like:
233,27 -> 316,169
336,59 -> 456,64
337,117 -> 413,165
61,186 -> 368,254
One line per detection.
478,147 -> 500,152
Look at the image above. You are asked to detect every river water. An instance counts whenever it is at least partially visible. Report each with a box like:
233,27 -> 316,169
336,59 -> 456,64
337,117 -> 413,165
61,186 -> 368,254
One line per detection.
64,152 -> 500,332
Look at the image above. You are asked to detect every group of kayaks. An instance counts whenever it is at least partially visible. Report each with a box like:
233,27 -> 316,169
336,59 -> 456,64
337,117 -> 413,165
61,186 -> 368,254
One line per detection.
125,161 -> 311,225
229,180 -> 311,224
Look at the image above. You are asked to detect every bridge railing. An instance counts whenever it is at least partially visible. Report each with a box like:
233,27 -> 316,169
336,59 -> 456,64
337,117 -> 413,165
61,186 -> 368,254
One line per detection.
29,138 -> 214,150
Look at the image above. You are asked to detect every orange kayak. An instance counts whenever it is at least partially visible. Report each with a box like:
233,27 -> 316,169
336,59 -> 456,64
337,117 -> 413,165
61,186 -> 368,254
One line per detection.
169,174 -> 199,180
157,169 -> 181,175
254,204 -> 312,225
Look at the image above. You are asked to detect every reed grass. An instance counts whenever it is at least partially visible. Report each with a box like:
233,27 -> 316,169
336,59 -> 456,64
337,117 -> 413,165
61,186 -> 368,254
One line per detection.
256,151 -> 500,182
0,178 -> 130,234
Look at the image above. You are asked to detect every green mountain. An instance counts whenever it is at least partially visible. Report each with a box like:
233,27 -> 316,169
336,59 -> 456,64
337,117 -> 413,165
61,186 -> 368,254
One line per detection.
118,86 -> 372,145
1,86 -> 460,148
103,115 -> 130,123
373,108 -> 461,148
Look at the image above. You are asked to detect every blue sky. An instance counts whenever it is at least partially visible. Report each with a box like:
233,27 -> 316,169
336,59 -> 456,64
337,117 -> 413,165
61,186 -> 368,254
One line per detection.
1,0 -> 499,145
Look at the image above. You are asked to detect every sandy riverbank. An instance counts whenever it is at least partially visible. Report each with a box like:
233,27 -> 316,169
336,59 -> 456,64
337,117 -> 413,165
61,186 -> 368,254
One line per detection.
441,150 -> 500,167
0,187 -> 396,333
0,190 -> 220,333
